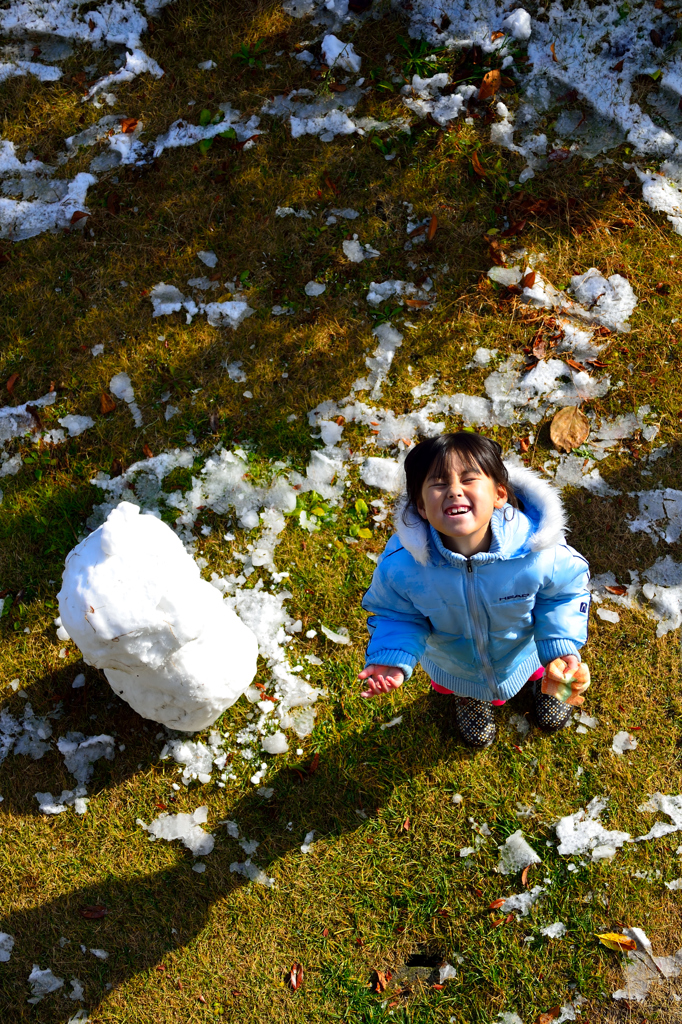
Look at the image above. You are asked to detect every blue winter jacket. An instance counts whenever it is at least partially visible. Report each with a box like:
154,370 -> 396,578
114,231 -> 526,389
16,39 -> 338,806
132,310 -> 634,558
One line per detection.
363,464 -> 590,702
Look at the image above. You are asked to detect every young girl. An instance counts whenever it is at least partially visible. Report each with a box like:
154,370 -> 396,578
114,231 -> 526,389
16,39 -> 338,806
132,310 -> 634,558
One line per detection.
358,432 -> 590,748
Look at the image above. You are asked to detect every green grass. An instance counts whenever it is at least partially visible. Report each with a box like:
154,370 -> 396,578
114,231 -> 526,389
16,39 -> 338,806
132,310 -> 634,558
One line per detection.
1,0 -> 682,1021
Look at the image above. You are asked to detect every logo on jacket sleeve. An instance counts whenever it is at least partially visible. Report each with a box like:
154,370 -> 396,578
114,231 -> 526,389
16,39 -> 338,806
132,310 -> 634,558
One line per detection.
580,602 -> 588,613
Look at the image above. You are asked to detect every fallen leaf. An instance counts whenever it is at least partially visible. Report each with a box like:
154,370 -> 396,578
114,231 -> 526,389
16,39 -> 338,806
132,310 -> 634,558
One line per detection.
491,917 -> 505,927
519,436 -> 530,453
72,72 -> 86,86
565,356 -> 589,373
402,817 -> 410,831
432,983 -> 444,990
107,191 -> 120,216
611,59 -> 624,72
329,82 -> 347,92
521,271 -> 536,289
655,281 -> 670,295
489,898 -> 506,909
80,904 -> 107,920
596,932 -> 637,952
208,412 -> 220,433
611,217 -> 634,229
70,210 -> 89,225
427,213 -> 438,242
500,218 -> 526,237
143,443 -> 154,459
120,117 -> 139,133
478,69 -> 502,101
373,969 -> 392,993
605,584 -> 627,596
110,459 -> 123,477
308,752 -> 320,774
586,358 -> 608,368
471,151 -> 487,178
550,43 -> 558,63
99,392 -> 116,414
197,994 -> 206,1004
289,963 -> 303,990
6,372 -> 18,395
536,1008 -> 561,1024
491,30 -> 505,41
521,864 -> 530,886
550,406 -> 590,452
324,175 -> 339,195
404,298 -> 431,307
650,28 -> 662,47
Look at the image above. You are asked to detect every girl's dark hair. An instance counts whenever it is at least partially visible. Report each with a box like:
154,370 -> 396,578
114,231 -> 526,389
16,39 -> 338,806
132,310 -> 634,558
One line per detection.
403,432 -> 518,524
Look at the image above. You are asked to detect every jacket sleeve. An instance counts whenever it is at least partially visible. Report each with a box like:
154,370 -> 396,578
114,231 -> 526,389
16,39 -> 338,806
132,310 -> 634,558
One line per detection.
362,558 -> 432,679
533,544 -> 590,666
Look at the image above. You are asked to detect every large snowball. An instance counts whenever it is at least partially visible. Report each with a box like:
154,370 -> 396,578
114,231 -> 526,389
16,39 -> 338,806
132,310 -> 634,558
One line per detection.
58,502 -> 258,731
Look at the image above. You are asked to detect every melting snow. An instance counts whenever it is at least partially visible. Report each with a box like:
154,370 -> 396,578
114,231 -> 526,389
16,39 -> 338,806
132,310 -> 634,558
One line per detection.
555,796 -> 631,861
636,793 -> 682,841
137,805 -> 214,856
612,730 -> 638,755
149,281 -> 254,329
613,927 -> 682,1002
27,965 -> 64,1003
501,884 -> 545,917
541,922 -> 566,939
0,933 -> 14,962
496,830 -> 541,874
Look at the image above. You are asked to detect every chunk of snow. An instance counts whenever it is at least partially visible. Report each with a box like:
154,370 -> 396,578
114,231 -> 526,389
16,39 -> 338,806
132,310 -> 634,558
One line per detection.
321,34 -> 361,73
0,172 -> 96,242
58,415 -> 94,437
89,948 -> 108,960
612,730 -> 638,755
304,280 -> 326,296
197,250 -> 217,268
576,711 -> 598,729
225,360 -> 247,383
380,716 -> 403,730
301,829 -> 316,853
502,885 -> 545,917
35,788 -> 89,815
666,878 -> 682,890
360,456 -> 402,493
613,927 -> 682,1002
496,830 -> 541,873
28,965 -> 64,1003
57,733 -> 115,784
439,963 -> 457,982
508,712 -> 530,738
497,1014 -> 524,1024
0,933 -> 14,962
502,8 -> 531,40
541,921 -> 566,939
138,806 -> 214,856
68,978 -> 84,1000
320,624 -> 350,644
459,846 -> 475,857
58,501 -> 258,731
261,731 -> 289,754
636,792 -> 682,841
555,796 -> 631,860
229,859 -> 275,887
597,607 -> 620,623
352,321 -> 403,400
342,236 -> 380,262
198,60 -> 216,71
109,372 -> 142,428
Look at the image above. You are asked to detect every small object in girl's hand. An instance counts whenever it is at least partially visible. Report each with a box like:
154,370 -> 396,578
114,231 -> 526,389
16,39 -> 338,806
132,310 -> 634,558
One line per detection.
541,658 -> 590,706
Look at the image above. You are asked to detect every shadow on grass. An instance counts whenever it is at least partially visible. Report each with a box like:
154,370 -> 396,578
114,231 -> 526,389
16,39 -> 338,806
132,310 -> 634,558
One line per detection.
0,685 -> 507,1020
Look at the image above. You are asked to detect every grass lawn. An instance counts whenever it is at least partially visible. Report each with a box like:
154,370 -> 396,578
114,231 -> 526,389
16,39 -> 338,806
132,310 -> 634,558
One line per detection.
1,0 -> 681,1021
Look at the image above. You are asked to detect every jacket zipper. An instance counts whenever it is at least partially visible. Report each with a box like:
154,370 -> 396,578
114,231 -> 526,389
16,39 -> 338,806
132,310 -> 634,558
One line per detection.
465,557 -> 499,698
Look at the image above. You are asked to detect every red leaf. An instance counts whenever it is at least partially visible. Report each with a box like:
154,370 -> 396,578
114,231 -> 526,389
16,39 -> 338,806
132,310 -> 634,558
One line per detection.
402,817 -> 410,831
308,752 -> 320,774
70,210 -> 89,225
521,271 -> 536,289
289,963 -> 303,990
143,443 -> 154,458
120,117 -> 139,134
6,372 -> 18,396
373,969 -> 392,993
324,175 -> 339,195
519,436 -> 530,454
611,59 -> 624,72
536,1008 -> 561,1024
432,983 -> 444,990
500,219 -> 526,238
550,43 -> 558,63
197,994 -> 206,1003
427,213 -> 438,242
489,898 -> 506,909
521,864 -> 530,886
471,151 -> 486,178
605,584 -> 627,596
329,82 -> 347,92
655,281 -> 670,295
80,904 -> 107,920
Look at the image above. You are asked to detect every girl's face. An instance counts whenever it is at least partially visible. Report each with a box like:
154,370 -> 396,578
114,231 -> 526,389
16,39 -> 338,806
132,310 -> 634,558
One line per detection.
416,452 -> 508,556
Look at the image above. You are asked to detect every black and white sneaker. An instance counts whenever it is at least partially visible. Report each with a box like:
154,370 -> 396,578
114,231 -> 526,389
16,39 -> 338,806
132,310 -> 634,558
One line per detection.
534,681 -> 572,731
455,698 -> 496,748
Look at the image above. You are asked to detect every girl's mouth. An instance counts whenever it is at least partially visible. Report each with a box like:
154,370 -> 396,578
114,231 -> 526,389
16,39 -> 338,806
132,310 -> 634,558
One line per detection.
444,504 -> 472,517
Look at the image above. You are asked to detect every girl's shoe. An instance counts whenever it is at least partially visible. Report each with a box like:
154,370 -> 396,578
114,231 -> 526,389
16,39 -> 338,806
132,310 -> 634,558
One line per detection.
456,698 -> 495,748
534,681 -> 572,731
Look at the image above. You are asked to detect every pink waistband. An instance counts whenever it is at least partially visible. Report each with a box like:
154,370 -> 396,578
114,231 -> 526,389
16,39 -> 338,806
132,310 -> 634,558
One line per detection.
430,666 -> 544,704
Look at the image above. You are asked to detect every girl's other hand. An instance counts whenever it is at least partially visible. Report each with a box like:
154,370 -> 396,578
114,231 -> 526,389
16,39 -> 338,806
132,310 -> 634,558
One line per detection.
358,665 -> 404,698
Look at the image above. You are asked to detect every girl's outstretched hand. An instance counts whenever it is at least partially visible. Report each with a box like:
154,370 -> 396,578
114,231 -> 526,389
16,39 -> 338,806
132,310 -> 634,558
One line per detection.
359,664 -> 404,698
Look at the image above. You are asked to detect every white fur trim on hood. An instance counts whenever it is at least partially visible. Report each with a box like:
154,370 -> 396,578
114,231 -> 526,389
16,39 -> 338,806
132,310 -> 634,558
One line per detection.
393,461 -> 567,566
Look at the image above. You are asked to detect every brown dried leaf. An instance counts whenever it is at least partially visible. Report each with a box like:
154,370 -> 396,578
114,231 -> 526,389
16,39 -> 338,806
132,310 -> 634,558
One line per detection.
427,213 -> 438,242
519,436 -> 530,454
478,69 -> 502,101
521,864 -> 530,886
565,356 -> 589,372
80,904 -> 107,920
650,28 -> 662,47
550,42 -> 558,62
120,117 -> 139,134
655,281 -> 670,295
70,210 -> 89,225
329,82 -> 347,92
611,217 -> 634,229
550,406 -> 590,453
605,584 -> 627,596
110,459 -> 123,478
536,1008 -> 561,1024
471,151 -> 486,177
99,392 -> 116,415
289,963 -> 303,990
611,59 -> 624,72
143,443 -> 154,459
521,271 -> 536,289
491,30 -> 505,41
6,372 -> 18,395
373,969 -> 392,993
489,898 -> 506,909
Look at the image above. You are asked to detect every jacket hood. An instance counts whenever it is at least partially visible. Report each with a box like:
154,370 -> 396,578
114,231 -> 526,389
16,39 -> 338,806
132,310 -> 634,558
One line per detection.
393,462 -> 567,567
